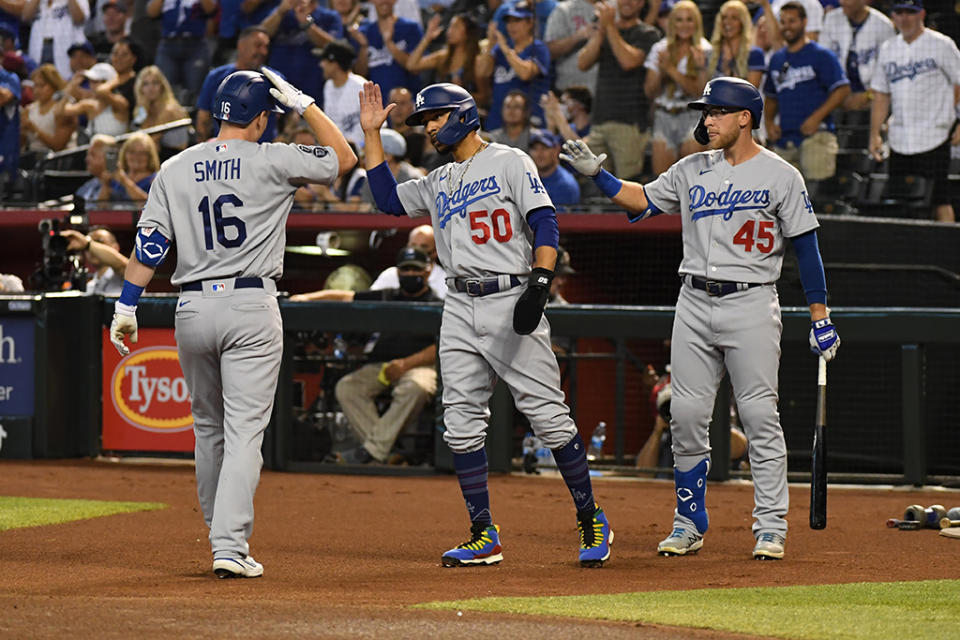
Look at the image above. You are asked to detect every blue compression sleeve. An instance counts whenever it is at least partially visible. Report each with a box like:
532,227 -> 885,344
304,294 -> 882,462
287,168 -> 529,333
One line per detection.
118,281 -> 144,306
790,230 -> 827,305
526,206 -> 559,250
366,161 -> 406,216
592,168 -> 622,199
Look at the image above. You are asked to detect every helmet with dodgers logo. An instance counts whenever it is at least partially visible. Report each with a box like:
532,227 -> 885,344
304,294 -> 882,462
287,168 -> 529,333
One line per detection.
214,70 -> 284,125
688,76 -> 763,129
405,83 -> 480,146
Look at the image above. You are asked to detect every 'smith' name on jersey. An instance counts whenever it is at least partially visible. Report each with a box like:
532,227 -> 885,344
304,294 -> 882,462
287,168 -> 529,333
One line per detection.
689,184 -> 771,221
884,58 -> 939,83
436,175 -> 502,228
194,158 -> 241,182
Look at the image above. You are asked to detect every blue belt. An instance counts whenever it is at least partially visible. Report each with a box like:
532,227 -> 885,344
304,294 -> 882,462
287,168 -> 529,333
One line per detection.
452,275 -> 522,297
181,277 -> 265,292
687,275 -> 763,297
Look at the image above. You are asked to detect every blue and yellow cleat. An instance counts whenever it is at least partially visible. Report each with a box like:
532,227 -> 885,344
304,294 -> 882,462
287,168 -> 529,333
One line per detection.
441,523 -> 503,567
578,505 -> 613,568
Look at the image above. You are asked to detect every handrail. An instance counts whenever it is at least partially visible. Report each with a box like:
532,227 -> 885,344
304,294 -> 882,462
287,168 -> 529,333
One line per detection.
38,118 -> 194,162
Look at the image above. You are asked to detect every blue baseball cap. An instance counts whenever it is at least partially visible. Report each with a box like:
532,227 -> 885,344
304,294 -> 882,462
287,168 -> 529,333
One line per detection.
891,0 -> 922,11
529,129 -> 559,148
67,41 -> 95,56
504,1 -> 534,20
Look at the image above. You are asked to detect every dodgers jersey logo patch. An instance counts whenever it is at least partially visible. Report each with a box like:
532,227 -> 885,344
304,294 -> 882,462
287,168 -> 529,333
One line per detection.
689,184 -> 771,221
435,175 -> 502,228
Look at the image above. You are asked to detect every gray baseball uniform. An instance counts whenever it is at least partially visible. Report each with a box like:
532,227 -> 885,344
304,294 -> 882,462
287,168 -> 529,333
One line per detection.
644,146 -> 819,537
139,139 -> 339,559
395,142 -> 577,452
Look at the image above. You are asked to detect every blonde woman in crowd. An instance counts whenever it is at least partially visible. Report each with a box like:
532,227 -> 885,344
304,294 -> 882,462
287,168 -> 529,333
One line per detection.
406,13 -> 481,93
133,65 -> 190,160
21,64 -> 77,155
708,0 -> 768,87
644,0 -> 711,175
106,131 -> 159,203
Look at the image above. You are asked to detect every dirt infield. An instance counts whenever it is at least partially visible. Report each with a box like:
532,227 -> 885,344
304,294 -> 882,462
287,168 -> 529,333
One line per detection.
1,460 -> 957,639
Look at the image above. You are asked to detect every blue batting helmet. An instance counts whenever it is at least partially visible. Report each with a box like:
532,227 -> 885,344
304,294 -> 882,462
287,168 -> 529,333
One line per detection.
405,83 -> 479,146
687,77 -> 763,129
213,70 -> 283,125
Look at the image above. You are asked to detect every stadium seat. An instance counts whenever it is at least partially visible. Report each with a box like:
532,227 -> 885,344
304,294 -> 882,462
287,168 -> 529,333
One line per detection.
808,172 -> 867,215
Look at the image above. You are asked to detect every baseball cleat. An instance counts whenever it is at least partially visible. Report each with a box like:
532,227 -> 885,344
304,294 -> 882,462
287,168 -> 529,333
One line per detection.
657,526 -> 704,556
213,554 -> 264,578
441,523 -> 503,567
577,504 -> 613,568
752,532 -> 785,560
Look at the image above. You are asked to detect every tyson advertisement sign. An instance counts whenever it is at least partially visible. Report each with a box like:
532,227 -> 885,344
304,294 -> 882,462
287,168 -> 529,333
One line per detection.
102,328 -> 195,452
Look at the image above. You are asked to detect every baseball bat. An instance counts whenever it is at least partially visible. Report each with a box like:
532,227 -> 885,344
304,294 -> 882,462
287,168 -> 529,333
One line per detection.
809,357 -> 827,529
886,518 -> 922,530
940,518 -> 960,530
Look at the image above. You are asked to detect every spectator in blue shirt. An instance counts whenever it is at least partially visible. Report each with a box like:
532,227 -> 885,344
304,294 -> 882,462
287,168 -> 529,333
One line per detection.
528,128 -> 580,207
477,1 -> 550,130
352,0 -> 423,101
147,0 -> 216,102
493,0 -> 557,41
763,0 -> 850,181
195,26 -> 278,142
0,65 -> 20,190
260,0 -> 342,106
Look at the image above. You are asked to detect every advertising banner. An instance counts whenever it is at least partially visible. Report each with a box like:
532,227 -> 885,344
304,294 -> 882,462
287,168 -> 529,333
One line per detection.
102,328 -> 195,452
0,317 -> 35,417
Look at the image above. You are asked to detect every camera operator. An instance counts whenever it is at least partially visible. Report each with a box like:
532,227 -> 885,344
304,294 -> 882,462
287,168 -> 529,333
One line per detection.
59,226 -> 127,295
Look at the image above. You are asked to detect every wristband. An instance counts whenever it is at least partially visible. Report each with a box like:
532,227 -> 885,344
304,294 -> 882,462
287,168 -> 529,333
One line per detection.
592,168 -> 622,199
118,280 -> 144,307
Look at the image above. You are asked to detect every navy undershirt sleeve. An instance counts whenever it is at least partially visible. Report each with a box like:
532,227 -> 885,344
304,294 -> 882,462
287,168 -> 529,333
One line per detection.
366,161 -> 407,216
790,229 -> 827,305
526,206 -> 559,250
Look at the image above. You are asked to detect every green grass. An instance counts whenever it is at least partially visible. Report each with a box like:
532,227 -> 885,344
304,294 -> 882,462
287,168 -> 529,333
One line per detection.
418,580 -> 960,640
0,496 -> 167,531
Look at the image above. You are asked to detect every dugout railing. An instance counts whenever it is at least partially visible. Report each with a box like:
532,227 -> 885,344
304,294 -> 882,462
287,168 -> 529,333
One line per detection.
3,296 -> 960,487
272,302 -> 960,487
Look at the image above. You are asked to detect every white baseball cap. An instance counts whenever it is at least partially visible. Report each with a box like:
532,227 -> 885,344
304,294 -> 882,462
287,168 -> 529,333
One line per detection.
83,62 -> 118,83
380,128 -> 407,159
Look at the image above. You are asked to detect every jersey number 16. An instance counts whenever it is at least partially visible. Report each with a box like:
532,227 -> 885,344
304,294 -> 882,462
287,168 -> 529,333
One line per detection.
199,194 -> 247,250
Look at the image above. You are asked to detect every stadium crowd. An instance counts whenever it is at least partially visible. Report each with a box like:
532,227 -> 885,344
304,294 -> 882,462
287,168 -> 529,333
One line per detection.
0,0 -> 958,219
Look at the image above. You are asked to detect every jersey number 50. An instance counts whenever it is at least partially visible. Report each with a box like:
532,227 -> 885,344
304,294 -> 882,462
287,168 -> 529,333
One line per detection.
199,194 -> 247,250
469,208 -> 513,244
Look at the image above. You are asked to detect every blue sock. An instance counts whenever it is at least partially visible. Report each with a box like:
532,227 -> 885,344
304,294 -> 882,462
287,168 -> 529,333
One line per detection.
552,433 -> 596,517
453,449 -> 491,526
675,459 -> 709,533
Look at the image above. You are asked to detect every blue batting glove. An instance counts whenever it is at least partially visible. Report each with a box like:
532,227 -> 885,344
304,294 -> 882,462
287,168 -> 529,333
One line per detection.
809,317 -> 840,362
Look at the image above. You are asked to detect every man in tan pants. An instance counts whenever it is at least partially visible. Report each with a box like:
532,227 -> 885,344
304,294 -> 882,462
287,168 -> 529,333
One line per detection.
291,247 -> 440,463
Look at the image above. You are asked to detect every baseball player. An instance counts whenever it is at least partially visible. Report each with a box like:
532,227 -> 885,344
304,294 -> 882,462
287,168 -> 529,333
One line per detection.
562,77 -> 840,560
109,69 -> 356,578
359,81 -> 613,568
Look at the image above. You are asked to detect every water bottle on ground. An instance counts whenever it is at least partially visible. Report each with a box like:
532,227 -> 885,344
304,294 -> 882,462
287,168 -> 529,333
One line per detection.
332,333 -> 347,360
587,421 -> 607,462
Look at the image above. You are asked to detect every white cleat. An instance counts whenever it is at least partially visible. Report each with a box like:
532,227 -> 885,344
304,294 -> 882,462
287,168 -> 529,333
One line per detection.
657,527 -> 704,556
753,532 -> 785,560
213,554 -> 264,578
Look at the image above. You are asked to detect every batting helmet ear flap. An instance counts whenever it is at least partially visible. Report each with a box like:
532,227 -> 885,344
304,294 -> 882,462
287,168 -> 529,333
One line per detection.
693,114 -> 709,145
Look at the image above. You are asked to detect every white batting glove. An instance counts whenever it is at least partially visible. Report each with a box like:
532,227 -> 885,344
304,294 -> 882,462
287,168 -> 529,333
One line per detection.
261,67 -> 314,115
559,139 -> 607,177
110,302 -> 138,357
